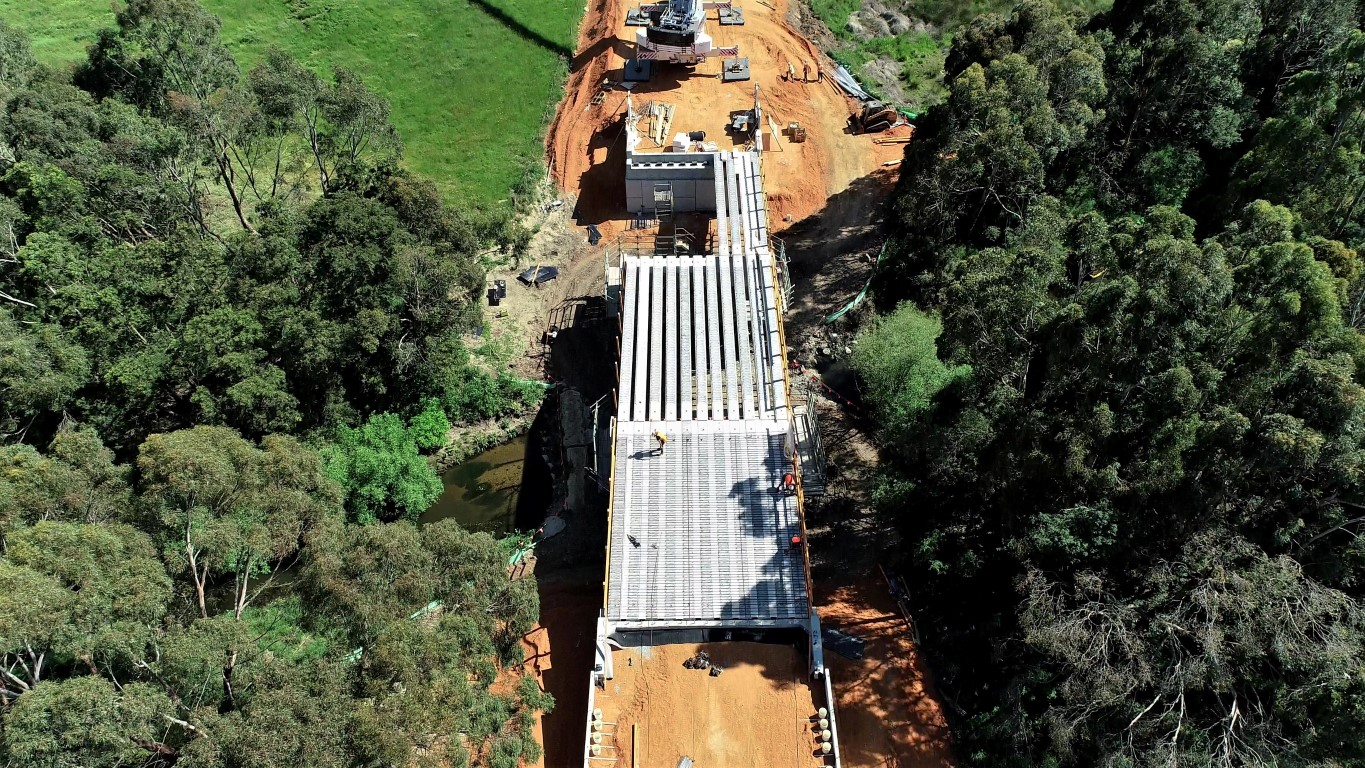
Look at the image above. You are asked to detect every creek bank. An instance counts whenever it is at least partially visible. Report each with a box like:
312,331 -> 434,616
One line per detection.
435,413 -> 536,472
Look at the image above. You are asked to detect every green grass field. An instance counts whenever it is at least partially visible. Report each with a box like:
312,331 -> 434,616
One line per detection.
0,0 -> 583,209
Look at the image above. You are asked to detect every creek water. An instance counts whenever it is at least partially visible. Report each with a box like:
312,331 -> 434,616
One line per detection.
423,409 -> 556,536
419,436 -> 532,536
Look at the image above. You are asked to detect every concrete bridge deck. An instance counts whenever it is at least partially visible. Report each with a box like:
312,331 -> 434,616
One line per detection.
608,160 -> 805,629
607,420 -> 806,629
616,251 -> 788,423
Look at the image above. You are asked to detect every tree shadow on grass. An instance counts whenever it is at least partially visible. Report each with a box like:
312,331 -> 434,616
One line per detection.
466,0 -> 574,58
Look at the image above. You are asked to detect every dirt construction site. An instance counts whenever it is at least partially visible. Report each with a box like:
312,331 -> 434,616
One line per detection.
595,643 -> 825,767
546,0 -> 909,236
493,0 -> 956,764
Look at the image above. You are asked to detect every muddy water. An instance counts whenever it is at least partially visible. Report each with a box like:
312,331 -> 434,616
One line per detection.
420,436 -> 532,536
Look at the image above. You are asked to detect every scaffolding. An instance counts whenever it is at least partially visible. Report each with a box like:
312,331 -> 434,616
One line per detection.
791,396 -> 827,496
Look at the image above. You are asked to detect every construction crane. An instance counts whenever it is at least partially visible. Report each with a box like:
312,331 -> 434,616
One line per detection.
631,0 -> 739,64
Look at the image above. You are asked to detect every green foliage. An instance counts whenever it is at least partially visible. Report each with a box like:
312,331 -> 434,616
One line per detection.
302,519 -> 538,650
0,426 -> 544,767
0,427 -> 130,536
173,662 -> 354,768
78,0 -> 239,115
889,0 -> 1172,254
1134,146 -> 1204,206
518,671 -> 555,714
408,397 -> 452,451
0,0 -> 584,209
320,412 -> 443,524
1018,535 -> 1365,765
300,519 -> 542,766
443,366 -> 547,423
0,309 -> 89,438
876,1 -> 1365,765
807,0 -> 864,32
920,0 -> 1110,30
0,10 -> 547,766
1,521 -> 172,671
852,303 -> 968,438
1232,28 -> 1365,248
1020,504 -> 1117,564
240,595 -> 332,664
151,614 -> 355,768
0,14 -> 489,451
138,426 -> 344,618
1,678 -> 176,768
808,0 -> 1107,113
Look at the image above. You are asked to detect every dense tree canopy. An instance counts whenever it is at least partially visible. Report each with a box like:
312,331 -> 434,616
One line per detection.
0,1 -> 488,454
871,0 -> 1365,765
0,4 -> 550,766
0,427 -> 548,767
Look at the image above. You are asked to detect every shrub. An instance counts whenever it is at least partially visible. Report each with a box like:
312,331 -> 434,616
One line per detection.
851,303 -> 969,438
408,398 -> 451,451
320,413 -> 443,523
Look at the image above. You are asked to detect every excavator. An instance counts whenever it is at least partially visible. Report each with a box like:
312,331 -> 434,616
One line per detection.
849,101 -> 899,134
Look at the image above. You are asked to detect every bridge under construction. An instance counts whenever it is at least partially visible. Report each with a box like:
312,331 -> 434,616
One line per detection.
582,92 -> 840,767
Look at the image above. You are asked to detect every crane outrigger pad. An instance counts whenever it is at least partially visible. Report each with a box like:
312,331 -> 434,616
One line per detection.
718,6 -> 745,24
721,57 -> 751,82
624,59 -> 653,81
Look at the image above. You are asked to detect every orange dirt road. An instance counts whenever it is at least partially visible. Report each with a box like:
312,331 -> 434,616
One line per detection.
818,574 -> 956,768
545,0 -> 906,237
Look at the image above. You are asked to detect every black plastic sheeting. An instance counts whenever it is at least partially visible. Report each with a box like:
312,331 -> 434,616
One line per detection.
587,224 -> 602,245
518,266 -> 560,285
821,627 -> 867,660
